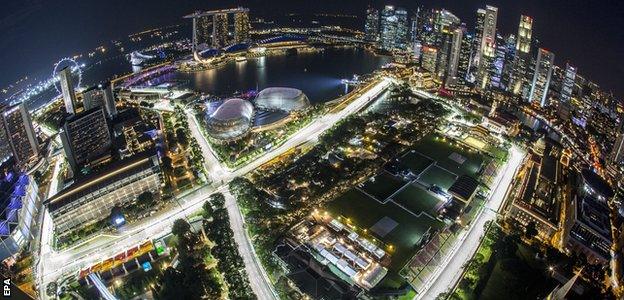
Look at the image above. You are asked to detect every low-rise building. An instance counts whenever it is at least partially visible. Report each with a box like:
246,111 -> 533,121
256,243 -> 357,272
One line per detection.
506,137 -> 563,244
45,152 -> 162,237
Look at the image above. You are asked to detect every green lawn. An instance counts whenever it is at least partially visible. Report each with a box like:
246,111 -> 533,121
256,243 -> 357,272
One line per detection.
399,151 -> 434,175
393,184 -> 443,216
326,189 -> 444,289
412,134 -> 488,177
418,165 -> 458,190
359,172 -> 406,201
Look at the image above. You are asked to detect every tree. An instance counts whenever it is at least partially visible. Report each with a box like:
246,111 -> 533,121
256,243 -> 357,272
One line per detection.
210,193 -> 226,209
524,221 -> 538,239
176,128 -> 189,146
161,156 -> 173,172
172,218 -> 191,237
137,191 -> 154,208
202,200 -> 214,219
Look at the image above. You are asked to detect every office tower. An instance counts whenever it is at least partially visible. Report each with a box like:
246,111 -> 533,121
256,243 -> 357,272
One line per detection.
394,8 -> 409,50
445,27 -> 463,85
0,103 -> 39,168
560,63 -> 577,103
212,13 -> 229,48
436,31 -> 453,80
421,46 -> 438,73
409,9 -> 419,45
489,33 -> 506,89
0,121 -> 11,163
82,82 -> 117,117
457,28 -> 473,82
501,34 -> 517,90
417,9 -> 437,47
234,10 -> 251,44
59,67 -> 77,115
60,107 -> 112,172
475,6 -> 498,89
412,41 -> 422,61
472,9 -> 486,68
510,15 -> 533,95
364,7 -> 380,42
380,6 -> 397,50
529,48 -> 555,107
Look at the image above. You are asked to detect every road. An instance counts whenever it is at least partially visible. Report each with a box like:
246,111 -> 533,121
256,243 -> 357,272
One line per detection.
417,145 -> 525,299
37,77 -> 392,299
223,190 -> 277,299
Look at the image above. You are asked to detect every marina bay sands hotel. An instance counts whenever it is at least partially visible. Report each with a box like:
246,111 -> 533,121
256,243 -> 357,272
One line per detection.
184,7 -> 251,53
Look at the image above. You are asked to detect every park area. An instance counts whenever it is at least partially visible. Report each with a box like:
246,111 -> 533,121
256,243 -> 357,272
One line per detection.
323,133 -> 494,290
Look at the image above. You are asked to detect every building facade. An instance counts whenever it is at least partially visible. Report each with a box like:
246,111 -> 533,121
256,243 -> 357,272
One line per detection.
46,153 -> 162,237
0,173 -> 41,261
529,48 -> 555,107
1,103 -> 39,168
59,67 -> 77,115
60,107 -> 112,172
364,8 -> 380,42
234,10 -> 251,44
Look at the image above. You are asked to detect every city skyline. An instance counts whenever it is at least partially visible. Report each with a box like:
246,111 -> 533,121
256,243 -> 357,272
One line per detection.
1,0 -> 624,99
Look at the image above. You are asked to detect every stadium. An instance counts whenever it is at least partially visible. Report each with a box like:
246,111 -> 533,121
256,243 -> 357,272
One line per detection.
206,98 -> 254,141
254,87 -> 310,112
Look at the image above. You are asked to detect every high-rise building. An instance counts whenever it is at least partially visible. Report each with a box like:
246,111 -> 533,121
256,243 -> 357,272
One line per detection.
59,67 -> 77,115
610,119 -> 624,166
394,8 -> 409,50
560,63 -> 577,103
457,28 -> 473,82
409,9 -> 419,45
445,26 -> 463,85
379,6 -> 409,51
82,82 -> 117,117
510,15 -> 533,96
421,46 -> 438,73
234,10 -> 251,44
380,6 -> 398,50
475,6 -> 498,89
0,103 -> 39,168
196,15 -> 212,47
364,7 -> 380,42
501,34 -> 517,90
212,13 -> 229,48
60,107 -> 112,172
489,33 -> 506,89
529,48 -> 555,107
435,31 -> 453,80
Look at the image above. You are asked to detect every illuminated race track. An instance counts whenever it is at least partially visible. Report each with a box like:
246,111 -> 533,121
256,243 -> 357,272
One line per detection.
416,145 -> 525,299
37,77 -> 392,299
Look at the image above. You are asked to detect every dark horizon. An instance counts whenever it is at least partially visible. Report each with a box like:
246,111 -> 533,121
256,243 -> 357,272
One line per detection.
1,0 -> 623,98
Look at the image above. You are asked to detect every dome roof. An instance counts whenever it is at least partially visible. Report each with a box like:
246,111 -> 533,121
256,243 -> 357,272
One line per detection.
255,87 -> 310,112
206,98 -> 254,140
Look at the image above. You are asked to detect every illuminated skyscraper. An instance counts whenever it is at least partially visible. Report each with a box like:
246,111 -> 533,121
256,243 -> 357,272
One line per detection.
82,82 -> 117,117
380,6 -> 397,50
395,7 -> 409,50
436,30 -> 453,80
196,16 -> 212,46
501,34 -> 516,89
59,67 -> 77,115
212,13 -> 229,48
421,46 -> 438,73
489,33 -> 506,89
0,103 -> 39,168
475,6 -> 498,89
60,107 -> 112,172
234,10 -> 251,44
457,28 -> 473,82
445,26 -> 463,85
560,63 -> 577,103
379,6 -> 409,51
529,48 -> 555,107
364,7 -> 380,42
510,15 -> 533,96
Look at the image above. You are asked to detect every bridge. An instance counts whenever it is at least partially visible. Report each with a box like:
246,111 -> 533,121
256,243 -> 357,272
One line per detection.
87,273 -> 118,300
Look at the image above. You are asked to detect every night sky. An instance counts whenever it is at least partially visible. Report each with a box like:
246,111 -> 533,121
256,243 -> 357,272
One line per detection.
1,0 -> 623,98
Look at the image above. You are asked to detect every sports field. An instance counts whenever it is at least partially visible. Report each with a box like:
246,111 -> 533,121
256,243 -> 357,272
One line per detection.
418,165 -> 458,190
412,134 -> 487,177
326,189 -> 444,287
398,151 -> 434,175
393,184 -> 444,217
359,172 -> 405,201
